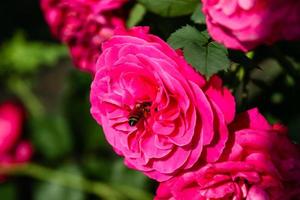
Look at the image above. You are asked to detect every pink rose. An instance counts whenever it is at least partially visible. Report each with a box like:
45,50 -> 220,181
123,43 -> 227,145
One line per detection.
202,0 -> 300,51
90,26 -> 235,181
155,108 -> 300,199
0,102 -> 33,180
41,0 -> 127,73
0,102 -> 23,155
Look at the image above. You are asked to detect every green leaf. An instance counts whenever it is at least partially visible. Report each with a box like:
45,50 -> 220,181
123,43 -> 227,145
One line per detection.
168,25 -> 230,77
184,41 -> 230,77
30,114 -> 73,160
0,32 -> 67,74
127,3 -> 146,28
138,0 -> 198,17
191,4 -> 206,24
168,25 -> 209,49
33,165 -> 84,200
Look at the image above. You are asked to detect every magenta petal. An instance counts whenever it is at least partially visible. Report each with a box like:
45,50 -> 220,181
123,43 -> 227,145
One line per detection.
141,135 -> 172,159
14,141 -> 33,163
151,147 -> 190,174
155,181 -> 173,199
153,121 -> 175,136
205,75 -> 236,123
170,109 -> 196,147
189,81 -> 214,145
144,169 -> 172,182
204,101 -> 229,163
232,108 -> 271,131
246,186 -> 269,200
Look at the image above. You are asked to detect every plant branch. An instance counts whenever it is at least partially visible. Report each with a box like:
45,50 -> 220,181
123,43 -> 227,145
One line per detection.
7,77 -> 45,118
0,163 -> 152,200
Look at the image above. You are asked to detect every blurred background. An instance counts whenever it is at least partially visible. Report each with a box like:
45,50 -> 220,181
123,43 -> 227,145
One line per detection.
0,0 -> 155,199
0,0 -> 299,199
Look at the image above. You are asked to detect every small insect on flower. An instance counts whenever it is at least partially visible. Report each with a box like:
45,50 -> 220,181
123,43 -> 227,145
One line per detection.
128,102 -> 151,126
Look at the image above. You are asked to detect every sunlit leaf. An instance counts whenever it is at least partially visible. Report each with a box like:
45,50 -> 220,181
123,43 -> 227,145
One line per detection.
168,25 -> 230,77
127,3 -> 146,28
191,4 -> 206,24
0,32 -> 67,73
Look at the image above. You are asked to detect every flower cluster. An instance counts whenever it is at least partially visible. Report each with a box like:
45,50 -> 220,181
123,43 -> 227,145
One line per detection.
155,109 -> 300,199
89,26 -> 300,198
41,0 -> 128,73
39,0 -> 300,199
0,102 -> 33,181
202,0 -> 300,51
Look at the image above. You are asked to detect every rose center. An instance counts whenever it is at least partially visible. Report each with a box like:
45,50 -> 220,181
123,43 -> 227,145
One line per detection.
128,102 -> 152,126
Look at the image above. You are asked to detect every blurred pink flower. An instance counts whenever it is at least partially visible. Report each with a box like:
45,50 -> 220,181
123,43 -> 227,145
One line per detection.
0,102 -> 33,180
0,102 -> 23,155
155,108 -> 300,199
41,0 -> 128,74
90,26 -> 236,181
202,0 -> 300,51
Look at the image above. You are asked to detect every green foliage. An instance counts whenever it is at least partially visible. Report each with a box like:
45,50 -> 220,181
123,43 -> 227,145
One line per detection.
127,3 -> 146,28
168,25 -> 230,77
81,155 -> 113,180
33,165 -> 85,200
30,114 -> 73,160
191,4 -> 206,24
138,0 -> 198,17
110,160 -> 152,200
110,160 -> 148,190
34,182 -> 84,200
167,25 -> 209,47
0,32 -> 67,74
0,182 -> 17,200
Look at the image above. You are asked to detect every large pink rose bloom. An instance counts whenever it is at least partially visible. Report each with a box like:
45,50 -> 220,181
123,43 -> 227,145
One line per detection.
155,109 -> 300,199
90,26 -> 235,181
202,0 -> 300,51
41,0 -> 127,73
0,102 -> 33,180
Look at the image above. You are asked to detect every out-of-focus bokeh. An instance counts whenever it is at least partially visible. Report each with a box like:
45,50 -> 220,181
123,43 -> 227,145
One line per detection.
0,0 -> 299,199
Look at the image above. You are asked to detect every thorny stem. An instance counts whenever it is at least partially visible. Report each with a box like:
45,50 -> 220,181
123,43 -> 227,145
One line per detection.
234,64 -> 250,109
